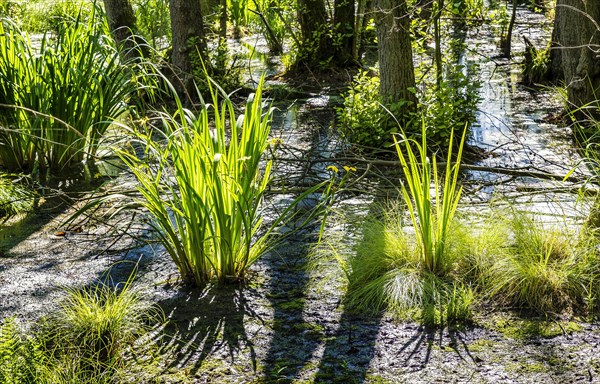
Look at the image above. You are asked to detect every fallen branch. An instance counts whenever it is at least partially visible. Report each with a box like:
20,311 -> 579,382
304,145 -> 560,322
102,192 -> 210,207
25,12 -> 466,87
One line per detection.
276,156 -> 590,184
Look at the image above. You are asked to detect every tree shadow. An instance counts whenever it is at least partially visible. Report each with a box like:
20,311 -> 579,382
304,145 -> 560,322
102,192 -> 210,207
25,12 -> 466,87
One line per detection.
156,284 -> 262,377
261,237 -> 323,382
314,310 -> 384,382
0,163 -> 112,255
261,100 -> 339,382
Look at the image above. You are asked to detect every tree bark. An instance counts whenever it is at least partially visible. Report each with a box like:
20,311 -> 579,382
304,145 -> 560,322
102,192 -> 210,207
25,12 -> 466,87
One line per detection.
375,0 -> 417,116
103,0 -> 142,58
169,0 -> 206,98
551,0 -> 600,118
333,0 -> 356,66
501,0 -> 518,59
295,0 -> 330,69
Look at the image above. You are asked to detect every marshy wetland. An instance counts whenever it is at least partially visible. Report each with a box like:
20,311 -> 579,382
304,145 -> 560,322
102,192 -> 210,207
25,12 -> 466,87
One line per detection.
1,0 -> 600,383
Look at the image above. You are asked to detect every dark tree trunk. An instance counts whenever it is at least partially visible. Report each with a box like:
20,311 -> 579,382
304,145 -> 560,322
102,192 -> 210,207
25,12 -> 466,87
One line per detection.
333,0 -> 356,66
169,0 -> 207,98
501,0 -> 518,58
103,0 -> 143,58
552,0 -> 600,119
433,0 -> 443,88
547,14 -> 564,80
375,0 -> 417,116
295,0 -> 330,69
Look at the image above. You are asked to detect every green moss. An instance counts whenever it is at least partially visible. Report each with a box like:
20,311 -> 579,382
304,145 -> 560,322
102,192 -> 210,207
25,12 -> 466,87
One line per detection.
467,339 -> 496,353
483,313 -> 582,339
279,298 -> 306,312
365,375 -> 395,384
506,361 -> 546,373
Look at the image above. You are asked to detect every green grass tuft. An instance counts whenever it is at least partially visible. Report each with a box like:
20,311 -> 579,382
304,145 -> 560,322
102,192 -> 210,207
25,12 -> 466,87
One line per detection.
487,211 -> 600,314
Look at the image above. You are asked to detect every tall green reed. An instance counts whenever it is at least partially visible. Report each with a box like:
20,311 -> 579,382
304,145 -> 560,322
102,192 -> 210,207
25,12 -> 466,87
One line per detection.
121,77 -> 332,286
394,123 -> 466,275
0,9 -> 140,172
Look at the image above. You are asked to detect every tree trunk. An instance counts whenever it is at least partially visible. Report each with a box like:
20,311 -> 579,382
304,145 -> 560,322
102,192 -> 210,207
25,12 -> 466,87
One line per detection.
375,0 -> 417,116
547,13 -> 564,80
103,0 -> 142,58
552,0 -> 600,119
333,0 -> 356,66
501,0 -> 518,59
295,0 -> 330,69
169,0 -> 206,98
433,0 -> 443,88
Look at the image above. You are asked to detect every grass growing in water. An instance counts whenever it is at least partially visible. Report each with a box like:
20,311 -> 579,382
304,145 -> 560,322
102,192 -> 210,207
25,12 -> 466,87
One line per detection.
121,77 -> 333,286
0,174 -> 36,217
395,124 -> 466,276
345,125 -> 474,325
487,211 -> 600,314
0,10 -> 141,172
0,275 -> 165,383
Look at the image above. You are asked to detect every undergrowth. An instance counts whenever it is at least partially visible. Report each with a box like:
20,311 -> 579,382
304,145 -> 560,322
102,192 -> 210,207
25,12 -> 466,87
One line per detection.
0,9 -> 145,172
0,274 -> 168,383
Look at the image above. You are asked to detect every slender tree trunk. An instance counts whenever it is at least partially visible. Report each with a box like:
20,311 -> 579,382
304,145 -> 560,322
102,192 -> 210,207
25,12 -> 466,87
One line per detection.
295,0 -> 330,69
501,0 -> 517,58
433,0 -> 443,88
169,0 -> 206,98
375,0 -> 417,115
103,0 -> 143,58
220,0 -> 228,40
333,0 -> 356,66
552,0 -> 600,119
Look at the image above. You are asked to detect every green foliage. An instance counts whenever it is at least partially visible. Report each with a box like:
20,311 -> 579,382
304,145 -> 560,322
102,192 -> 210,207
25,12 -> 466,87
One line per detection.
450,0 -> 485,21
344,126 -> 474,325
193,40 -> 245,95
132,0 -> 170,49
336,70 -> 391,148
0,174 -> 35,217
0,0 -> 23,20
0,276 -> 165,384
121,77 -> 333,286
0,12 -> 141,172
487,211 -> 600,314
41,278 -> 159,378
338,64 -> 479,150
420,64 -> 481,149
522,42 -> 549,85
0,318 -> 44,383
344,209 -> 475,325
20,0 -> 93,32
395,123 -> 466,275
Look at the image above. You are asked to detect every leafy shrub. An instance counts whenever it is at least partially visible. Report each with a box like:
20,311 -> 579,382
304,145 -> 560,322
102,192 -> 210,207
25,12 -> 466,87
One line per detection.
336,70 -> 391,148
420,65 -> 481,149
0,11 -> 141,172
337,65 -> 480,150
